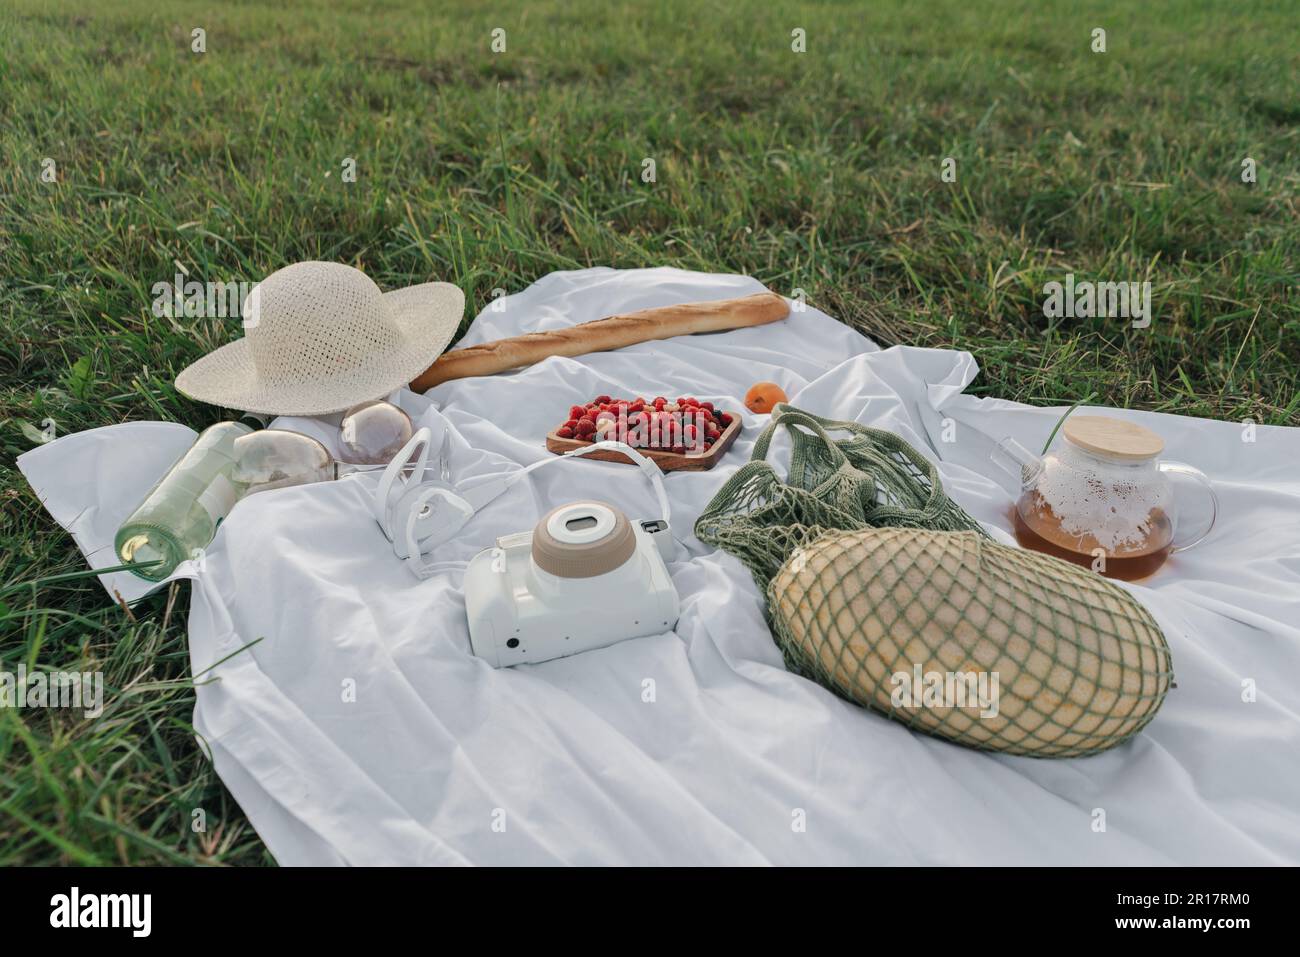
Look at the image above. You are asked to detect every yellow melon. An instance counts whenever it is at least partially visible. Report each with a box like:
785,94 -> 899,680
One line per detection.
768,527 -> 1173,757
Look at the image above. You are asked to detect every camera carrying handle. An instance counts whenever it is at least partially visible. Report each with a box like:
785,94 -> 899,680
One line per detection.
447,439 -> 672,527
374,431 -> 672,580
462,439 -> 671,524
549,440 -> 672,524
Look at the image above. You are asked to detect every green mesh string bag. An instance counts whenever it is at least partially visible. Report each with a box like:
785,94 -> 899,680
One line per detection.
695,404 -> 1173,758
695,405 -> 988,584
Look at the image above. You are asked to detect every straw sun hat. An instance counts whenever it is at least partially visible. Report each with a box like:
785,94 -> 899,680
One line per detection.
175,261 -> 464,415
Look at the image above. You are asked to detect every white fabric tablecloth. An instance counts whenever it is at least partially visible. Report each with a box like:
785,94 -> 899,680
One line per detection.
19,267 -> 1300,865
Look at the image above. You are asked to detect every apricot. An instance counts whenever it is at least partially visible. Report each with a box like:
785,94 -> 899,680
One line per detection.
744,381 -> 787,414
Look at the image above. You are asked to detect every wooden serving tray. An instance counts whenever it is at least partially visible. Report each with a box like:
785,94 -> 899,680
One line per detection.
545,416 -> 742,472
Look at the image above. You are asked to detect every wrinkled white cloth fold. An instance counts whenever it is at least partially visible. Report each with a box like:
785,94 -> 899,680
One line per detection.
18,266 -> 1300,865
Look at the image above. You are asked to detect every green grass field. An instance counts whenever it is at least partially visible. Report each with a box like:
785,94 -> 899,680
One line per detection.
1,0 -> 1297,864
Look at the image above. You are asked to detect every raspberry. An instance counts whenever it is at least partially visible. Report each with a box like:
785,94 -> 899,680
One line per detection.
683,424 -> 698,440
564,418 -> 579,430
556,426 -> 574,438
569,405 -> 586,421
719,412 -> 734,426
699,401 -> 714,413
595,394 -> 612,405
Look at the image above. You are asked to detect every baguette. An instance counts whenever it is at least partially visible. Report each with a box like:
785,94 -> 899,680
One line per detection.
410,291 -> 790,392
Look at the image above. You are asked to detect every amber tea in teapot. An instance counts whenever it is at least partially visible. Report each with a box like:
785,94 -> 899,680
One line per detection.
992,416 -> 1217,581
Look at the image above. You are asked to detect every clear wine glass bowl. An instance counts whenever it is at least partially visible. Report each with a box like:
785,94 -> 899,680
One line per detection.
232,430 -> 334,496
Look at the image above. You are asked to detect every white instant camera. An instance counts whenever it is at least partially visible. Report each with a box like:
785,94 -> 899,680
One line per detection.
463,442 -> 680,667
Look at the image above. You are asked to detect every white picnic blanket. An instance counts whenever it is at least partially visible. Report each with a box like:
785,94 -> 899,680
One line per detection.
19,267 -> 1300,865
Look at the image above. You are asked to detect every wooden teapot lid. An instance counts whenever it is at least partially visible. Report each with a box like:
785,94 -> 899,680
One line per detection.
1062,415 -> 1164,460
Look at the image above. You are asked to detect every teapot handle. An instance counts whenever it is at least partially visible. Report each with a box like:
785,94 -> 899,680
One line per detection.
1160,461 -> 1219,552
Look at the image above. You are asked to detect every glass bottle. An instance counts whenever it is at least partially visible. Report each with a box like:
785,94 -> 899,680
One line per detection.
114,421 -> 253,581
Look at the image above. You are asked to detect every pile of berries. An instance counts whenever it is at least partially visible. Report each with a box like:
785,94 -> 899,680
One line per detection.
555,394 -> 735,454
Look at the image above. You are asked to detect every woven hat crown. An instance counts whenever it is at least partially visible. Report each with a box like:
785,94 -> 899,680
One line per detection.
244,262 -> 404,389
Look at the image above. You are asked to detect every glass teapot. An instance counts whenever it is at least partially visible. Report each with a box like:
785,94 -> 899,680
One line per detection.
991,415 -> 1218,581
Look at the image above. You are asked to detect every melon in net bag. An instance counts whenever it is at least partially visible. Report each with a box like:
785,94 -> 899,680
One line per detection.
695,405 -> 1173,758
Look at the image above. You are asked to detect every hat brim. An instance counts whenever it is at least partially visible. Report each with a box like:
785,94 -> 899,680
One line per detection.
175,282 -> 464,416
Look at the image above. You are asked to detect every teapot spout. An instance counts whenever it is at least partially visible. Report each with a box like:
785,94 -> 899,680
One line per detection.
990,436 -> 1042,487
